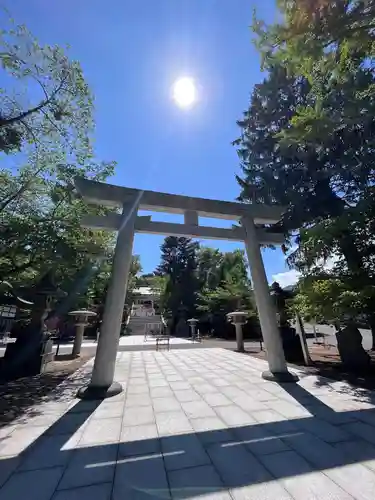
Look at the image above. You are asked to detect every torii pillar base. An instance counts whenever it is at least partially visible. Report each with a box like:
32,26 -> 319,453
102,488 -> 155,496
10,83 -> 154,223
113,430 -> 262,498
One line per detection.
77,381 -> 123,400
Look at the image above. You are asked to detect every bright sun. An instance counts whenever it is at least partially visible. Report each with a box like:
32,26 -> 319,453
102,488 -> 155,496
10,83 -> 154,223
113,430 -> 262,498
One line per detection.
172,77 -> 197,108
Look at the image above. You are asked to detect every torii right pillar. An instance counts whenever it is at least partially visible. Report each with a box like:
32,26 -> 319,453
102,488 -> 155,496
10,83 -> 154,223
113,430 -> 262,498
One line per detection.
242,216 -> 298,382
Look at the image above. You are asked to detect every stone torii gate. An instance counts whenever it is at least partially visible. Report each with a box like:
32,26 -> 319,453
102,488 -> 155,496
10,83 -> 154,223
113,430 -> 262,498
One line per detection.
74,177 -> 297,399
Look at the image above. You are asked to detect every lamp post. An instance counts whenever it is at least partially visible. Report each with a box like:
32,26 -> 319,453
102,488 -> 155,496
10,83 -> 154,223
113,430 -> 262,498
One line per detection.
68,310 -> 97,357
227,311 -> 248,352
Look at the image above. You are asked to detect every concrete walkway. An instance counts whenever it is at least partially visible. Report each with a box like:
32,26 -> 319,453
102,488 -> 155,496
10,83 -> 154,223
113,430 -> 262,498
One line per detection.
1,348 -> 375,499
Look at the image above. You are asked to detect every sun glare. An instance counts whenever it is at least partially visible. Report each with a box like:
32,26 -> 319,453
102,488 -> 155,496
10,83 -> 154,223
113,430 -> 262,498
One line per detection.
172,77 -> 197,108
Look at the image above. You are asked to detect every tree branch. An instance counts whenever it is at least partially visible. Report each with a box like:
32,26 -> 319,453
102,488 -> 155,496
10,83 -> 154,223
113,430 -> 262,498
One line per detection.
0,74 -> 68,128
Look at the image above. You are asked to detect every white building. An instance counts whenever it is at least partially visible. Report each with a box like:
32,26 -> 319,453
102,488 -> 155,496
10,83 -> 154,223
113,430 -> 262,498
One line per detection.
131,286 -> 160,317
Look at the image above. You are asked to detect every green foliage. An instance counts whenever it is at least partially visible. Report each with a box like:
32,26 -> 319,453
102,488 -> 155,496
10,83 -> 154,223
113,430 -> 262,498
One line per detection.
235,1 -> 375,343
155,238 -> 254,330
0,14 -> 126,313
197,282 -> 252,316
0,16 -> 93,158
156,236 -> 200,318
292,275 -> 375,324
0,161 -> 115,285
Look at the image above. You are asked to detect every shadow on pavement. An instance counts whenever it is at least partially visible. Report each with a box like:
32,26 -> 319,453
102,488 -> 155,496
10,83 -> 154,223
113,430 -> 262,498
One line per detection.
1,385 -> 375,498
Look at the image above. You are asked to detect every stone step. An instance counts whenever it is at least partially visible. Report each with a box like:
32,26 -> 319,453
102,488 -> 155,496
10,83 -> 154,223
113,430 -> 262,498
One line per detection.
128,315 -> 163,336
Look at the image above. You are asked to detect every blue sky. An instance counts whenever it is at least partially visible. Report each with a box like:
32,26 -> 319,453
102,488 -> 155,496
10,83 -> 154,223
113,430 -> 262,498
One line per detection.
4,0 -> 296,287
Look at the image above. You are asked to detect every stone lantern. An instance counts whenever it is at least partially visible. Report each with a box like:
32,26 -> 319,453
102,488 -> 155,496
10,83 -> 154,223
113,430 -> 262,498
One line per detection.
26,271 -> 66,334
0,281 -> 33,341
187,318 -> 199,341
69,310 -> 97,357
227,311 -> 248,352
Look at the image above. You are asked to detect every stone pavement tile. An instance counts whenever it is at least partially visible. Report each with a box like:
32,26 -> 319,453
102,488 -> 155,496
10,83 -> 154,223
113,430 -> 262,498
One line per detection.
246,389 -> 279,402
206,441 -> 271,488
334,439 -> 375,472
259,450 -> 352,500
0,466 -> 64,500
211,379 -> 231,388
46,412 -> 92,436
127,385 -> 149,395
234,380 -> 254,389
156,412 -> 193,437
147,371 -> 163,378
303,404 -> 356,425
125,394 -> 152,407
188,376 -> 206,384
166,375 -> 184,382
161,433 -> 211,471
91,402 -> 125,419
169,464 -> 232,499
193,384 -> 218,395
293,415 -> 352,443
202,393 -> 232,407
232,424 -> 291,456
317,395 -> 359,412
341,421 -> 375,445
251,410 -> 298,431
0,456 -> 21,488
170,382 -> 192,391
128,377 -> 148,386
265,400 -> 312,419
19,433 -> 81,471
214,405 -> 256,427
53,482 -> 112,500
232,396 -> 268,413
0,424 -> 48,457
130,372 -> 146,378
355,409 -> 375,426
122,406 -> 155,426
119,424 -> 160,457
181,401 -> 216,419
225,375 -> 243,384
153,397 -> 182,413
113,454 -> 170,499
149,379 -> 169,388
174,390 -> 202,403
190,417 -> 235,445
230,480 -> 293,500
58,444 -> 117,490
151,387 -> 174,398
260,383 -> 288,396
68,400 -> 101,414
220,386 -> 247,400
79,417 -> 121,446
283,431 -> 375,500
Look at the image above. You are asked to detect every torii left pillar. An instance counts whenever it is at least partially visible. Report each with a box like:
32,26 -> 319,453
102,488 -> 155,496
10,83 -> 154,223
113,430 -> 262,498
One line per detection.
77,200 -> 139,399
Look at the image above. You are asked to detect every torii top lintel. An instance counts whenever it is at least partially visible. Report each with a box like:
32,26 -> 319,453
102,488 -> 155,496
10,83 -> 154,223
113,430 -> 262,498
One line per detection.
74,177 -> 285,225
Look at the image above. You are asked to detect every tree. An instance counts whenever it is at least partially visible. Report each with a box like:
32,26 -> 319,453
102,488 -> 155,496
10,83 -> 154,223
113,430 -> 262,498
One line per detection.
0,161 -> 115,286
197,248 -> 254,336
156,236 -> 200,318
0,15 -> 119,317
234,41 -> 375,344
0,16 -> 98,213
292,274 -> 371,325
197,247 -> 223,290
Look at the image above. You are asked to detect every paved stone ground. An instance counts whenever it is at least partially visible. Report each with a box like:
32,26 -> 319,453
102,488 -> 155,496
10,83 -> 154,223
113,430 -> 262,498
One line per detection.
2,348 -> 375,499
0,335 -> 195,358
